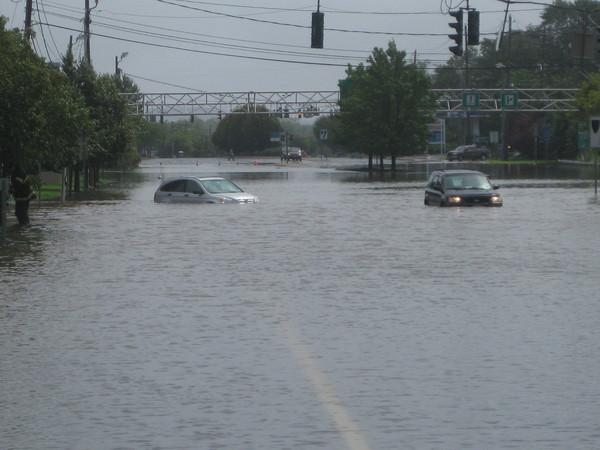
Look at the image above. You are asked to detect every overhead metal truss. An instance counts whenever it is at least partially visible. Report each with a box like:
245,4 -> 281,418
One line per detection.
122,88 -> 579,118
123,91 -> 341,118
436,88 -> 579,113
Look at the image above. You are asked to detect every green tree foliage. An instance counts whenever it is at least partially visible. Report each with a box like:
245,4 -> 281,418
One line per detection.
0,17 -> 141,182
211,105 -> 280,155
0,17 -> 90,175
68,62 -> 140,169
576,73 -> 600,116
339,41 -> 436,169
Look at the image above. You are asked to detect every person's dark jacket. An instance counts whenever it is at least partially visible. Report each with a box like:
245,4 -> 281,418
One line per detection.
11,168 -> 35,201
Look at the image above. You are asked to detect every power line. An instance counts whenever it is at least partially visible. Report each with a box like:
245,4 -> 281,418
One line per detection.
40,22 -> 350,66
41,3 -> 371,55
164,0 -> 543,16
35,0 -> 53,61
156,0 -> 463,36
41,10 -> 368,61
124,72 -> 205,92
38,0 -> 63,58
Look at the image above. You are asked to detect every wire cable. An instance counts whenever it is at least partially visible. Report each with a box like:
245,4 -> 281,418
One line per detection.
41,2 -> 372,54
156,0 -> 461,36
35,0 -> 54,62
39,0 -> 63,58
123,72 -> 205,92
40,22 -> 350,67
41,10 -> 369,61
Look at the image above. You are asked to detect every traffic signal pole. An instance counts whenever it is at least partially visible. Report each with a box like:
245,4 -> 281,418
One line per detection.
448,3 -> 481,146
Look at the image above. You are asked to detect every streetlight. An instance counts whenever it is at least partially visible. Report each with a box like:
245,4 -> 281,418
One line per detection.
115,52 -> 128,77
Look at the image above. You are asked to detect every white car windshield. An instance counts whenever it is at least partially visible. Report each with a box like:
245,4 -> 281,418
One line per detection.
443,174 -> 492,190
200,179 -> 243,194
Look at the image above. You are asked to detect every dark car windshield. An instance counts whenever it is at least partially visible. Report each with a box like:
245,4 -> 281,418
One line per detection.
199,179 -> 243,194
442,173 -> 492,190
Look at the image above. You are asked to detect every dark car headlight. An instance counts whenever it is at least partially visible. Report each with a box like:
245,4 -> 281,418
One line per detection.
447,195 -> 462,204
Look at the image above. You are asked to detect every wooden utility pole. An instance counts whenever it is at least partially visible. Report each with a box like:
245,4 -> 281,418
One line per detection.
84,0 -> 91,64
24,0 -> 33,43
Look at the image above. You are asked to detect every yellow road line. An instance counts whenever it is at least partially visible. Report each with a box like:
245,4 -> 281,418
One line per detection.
281,322 -> 372,450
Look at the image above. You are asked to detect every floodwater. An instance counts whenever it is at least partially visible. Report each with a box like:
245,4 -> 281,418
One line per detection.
2,158 -> 600,450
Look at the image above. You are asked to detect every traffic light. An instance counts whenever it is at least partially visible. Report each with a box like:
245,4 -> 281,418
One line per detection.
311,11 -> 324,48
448,10 -> 463,56
467,10 -> 480,45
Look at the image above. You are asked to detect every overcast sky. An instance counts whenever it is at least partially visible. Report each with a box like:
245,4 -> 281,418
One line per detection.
2,0 -> 547,93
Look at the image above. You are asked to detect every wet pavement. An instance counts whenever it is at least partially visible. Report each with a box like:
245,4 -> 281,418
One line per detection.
2,158 -> 600,449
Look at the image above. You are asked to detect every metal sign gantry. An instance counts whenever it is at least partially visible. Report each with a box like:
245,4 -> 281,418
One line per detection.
121,88 -> 579,118
123,91 -> 341,118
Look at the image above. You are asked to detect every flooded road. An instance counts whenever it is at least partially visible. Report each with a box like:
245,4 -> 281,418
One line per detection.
2,158 -> 600,450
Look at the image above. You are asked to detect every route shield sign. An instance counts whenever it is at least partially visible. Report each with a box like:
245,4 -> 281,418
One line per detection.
462,92 -> 480,108
501,92 -> 519,109
319,129 -> 328,140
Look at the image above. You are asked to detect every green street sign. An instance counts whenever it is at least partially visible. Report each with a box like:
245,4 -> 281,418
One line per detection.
501,92 -> 519,109
462,92 -> 480,108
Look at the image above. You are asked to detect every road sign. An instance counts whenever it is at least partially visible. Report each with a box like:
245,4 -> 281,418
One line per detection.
270,132 -> 281,142
462,92 -> 480,108
320,129 -> 328,140
501,92 -> 519,109
427,120 -> 443,144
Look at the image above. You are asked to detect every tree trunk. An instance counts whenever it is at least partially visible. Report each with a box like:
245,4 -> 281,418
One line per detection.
74,164 -> 80,193
368,153 -> 373,172
95,166 -> 100,189
391,153 -> 397,171
67,166 -> 73,196
379,154 -> 384,171
83,163 -> 89,191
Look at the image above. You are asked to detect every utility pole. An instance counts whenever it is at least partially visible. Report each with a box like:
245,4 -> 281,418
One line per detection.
24,0 -> 33,43
580,15 -> 587,79
500,15 -> 513,160
84,0 -> 91,64
465,1 -> 471,144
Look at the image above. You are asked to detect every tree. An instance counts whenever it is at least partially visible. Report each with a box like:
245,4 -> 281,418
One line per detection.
0,17 -> 90,176
576,73 -> 600,116
211,105 -> 280,155
339,41 -> 436,170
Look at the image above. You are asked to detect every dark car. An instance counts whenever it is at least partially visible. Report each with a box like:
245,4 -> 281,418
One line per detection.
424,170 -> 503,207
282,147 -> 302,162
447,144 -> 491,161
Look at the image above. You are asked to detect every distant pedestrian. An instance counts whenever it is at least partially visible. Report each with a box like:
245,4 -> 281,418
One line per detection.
10,166 -> 35,225
228,149 -> 235,161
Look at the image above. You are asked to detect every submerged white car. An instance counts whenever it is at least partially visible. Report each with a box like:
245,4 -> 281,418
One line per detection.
154,176 -> 258,204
